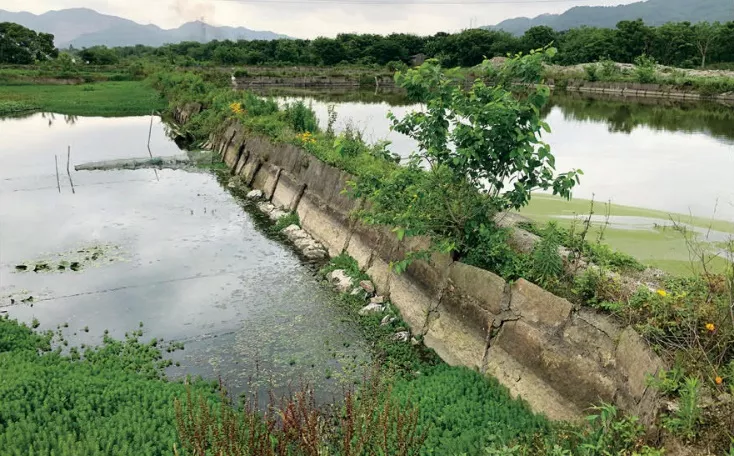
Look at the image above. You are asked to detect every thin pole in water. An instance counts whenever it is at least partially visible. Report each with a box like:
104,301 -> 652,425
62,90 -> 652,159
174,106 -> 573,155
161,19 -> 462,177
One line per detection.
54,155 -> 61,193
147,111 -> 159,181
66,146 -> 75,194
147,110 -> 154,149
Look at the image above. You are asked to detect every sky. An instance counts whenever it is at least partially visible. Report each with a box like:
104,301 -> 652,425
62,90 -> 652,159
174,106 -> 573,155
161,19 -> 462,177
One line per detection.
2,0 -> 640,38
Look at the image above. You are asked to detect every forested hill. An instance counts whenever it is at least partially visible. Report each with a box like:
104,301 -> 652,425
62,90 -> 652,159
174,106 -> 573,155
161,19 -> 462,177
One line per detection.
487,0 -> 733,35
0,8 -> 288,48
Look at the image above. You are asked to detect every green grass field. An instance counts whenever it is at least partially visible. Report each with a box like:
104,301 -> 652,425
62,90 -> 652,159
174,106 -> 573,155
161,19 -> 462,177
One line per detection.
518,194 -> 734,276
0,81 -> 166,117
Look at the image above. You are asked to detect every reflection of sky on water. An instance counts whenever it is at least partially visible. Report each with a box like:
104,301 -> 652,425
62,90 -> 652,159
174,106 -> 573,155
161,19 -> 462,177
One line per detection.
274,93 -> 734,221
0,114 -> 368,401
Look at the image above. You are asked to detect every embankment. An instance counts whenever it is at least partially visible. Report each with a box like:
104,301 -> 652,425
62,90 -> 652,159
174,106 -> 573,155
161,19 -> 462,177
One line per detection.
174,104 -> 665,425
551,79 -> 734,104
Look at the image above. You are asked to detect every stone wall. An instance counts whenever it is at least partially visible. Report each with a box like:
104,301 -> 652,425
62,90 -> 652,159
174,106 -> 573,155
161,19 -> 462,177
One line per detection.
189,110 -> 665,424
552,80 -> 734,104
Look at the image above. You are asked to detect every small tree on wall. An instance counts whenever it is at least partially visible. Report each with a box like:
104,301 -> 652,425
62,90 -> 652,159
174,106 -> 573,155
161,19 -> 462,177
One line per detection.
352,48 -> 582,263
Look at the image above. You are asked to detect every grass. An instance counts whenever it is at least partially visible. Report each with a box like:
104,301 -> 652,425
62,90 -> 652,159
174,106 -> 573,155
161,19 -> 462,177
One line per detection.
0,81 -> 166,117
518,194 -> 734,275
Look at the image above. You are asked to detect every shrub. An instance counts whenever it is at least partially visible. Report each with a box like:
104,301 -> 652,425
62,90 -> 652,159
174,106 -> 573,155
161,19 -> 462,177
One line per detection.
282,100 -> 319,133
584,63 -> 599,81
634,54 -> 658,84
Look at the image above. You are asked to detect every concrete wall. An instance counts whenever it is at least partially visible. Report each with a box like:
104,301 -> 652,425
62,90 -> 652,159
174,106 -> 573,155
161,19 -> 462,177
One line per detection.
233,75 -> 396,89
551,80 -> 734,104
187,109 -> 664,424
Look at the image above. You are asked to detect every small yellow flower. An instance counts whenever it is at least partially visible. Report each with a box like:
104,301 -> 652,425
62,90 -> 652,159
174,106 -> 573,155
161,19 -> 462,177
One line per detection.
656,289 -> 667,297
705,323 -> 716,332
715,376 -> 723,385
229,102 -> 244,115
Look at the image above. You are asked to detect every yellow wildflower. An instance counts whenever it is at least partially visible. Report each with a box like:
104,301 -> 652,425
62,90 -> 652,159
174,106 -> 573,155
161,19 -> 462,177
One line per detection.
705,323 -> 716,332
715,376 -> 723,385
656,289 -> 667,297
229,102 -> 244,115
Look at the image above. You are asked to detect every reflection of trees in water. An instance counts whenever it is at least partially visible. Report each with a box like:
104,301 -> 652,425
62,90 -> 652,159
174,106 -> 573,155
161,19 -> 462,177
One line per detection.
37,112 -> 78,127
547,93 -> 734,143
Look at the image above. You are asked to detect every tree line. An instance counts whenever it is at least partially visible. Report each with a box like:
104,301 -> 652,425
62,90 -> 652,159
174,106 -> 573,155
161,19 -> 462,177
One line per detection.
3,19 -> 734,69
81,19 -> 734,69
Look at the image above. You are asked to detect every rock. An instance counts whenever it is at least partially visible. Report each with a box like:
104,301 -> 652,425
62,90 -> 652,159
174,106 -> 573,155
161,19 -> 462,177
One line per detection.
359,303 -> 385,316
380,315 -> 396,326
370,295 -> 385,304
359,280 -> 375,295
302,246 -> 327,260
350,287 -> 368,299
393,331 -> 410,342
268,209 -> 288,221
411,337 -> 420,346
257,202 -> 275,214
330,270 -> 354,293
246,189 -> 264,200
283,225 -> 307,239
227,178 -> 238,188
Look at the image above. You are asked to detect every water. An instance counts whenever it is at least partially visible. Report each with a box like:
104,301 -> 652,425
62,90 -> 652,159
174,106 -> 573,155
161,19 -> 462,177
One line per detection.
0,113 -> 368,399
263,89 -> 734,221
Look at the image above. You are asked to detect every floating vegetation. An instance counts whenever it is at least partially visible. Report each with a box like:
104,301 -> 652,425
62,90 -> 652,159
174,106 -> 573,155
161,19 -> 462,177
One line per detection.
12,244 -> 123,274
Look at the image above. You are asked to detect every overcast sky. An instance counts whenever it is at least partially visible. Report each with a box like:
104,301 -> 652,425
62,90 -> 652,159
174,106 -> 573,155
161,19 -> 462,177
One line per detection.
2,0 -> 639,38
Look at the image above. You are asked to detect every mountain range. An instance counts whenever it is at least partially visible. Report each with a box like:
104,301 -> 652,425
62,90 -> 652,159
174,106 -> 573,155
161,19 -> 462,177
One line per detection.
0,8 -> 289,48
487,0 -> 734,35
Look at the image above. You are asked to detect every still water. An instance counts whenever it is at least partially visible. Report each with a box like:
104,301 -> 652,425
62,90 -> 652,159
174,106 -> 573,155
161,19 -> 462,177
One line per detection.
266,89 -> 734,221
0,113 -> 368,398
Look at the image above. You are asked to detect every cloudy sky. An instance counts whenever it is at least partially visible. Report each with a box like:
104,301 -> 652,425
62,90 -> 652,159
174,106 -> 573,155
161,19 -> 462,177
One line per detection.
3,0 -> 638,38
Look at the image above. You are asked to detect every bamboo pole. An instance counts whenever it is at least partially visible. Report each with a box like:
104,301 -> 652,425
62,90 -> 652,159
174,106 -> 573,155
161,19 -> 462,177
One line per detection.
54,155 -> 61,193
66,146 -> 75,194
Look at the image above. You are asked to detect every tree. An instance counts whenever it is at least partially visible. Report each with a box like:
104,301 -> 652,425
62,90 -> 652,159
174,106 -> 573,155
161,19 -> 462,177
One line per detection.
0,22 -> 57,64
353,49 -> 581,260
522,26 -> 558,53
78,46 -> 120,65
614,19 -> 653,63
311,37 -> 347,65
692,22 -> 719,68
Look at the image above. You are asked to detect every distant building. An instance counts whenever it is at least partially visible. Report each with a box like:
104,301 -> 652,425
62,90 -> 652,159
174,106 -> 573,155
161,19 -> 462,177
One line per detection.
411,53 -> 427,67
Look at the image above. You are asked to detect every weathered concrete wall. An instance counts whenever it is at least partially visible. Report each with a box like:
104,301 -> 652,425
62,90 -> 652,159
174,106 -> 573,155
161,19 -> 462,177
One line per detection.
551,80 -> 734,104
233,75 -> 396,89
181,107 -> 665,424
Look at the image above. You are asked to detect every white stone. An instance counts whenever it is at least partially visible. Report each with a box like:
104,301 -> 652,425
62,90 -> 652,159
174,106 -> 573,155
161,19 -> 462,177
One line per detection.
393,331 -> 410,342
268,209 -> 288,221
246,189 -> 264,200
359,303 -> 385,316
380,315 -> 396,326
359,280 -> 375,295
329,270 -> 354,293
257,202 -> 275,214
370,295 -> 385,304
302,247 -> 327,260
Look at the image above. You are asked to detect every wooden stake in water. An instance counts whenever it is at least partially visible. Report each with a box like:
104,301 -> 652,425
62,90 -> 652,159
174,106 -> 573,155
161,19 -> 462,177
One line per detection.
147,111 -> 154,149
147,111 -> 160,181
54,155 -> 61,193
66,146 -> 76,194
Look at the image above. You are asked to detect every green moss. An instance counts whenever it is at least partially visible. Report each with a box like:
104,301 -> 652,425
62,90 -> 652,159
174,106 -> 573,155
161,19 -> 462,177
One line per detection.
0,316 -> 217,456
0,81 -> 166,117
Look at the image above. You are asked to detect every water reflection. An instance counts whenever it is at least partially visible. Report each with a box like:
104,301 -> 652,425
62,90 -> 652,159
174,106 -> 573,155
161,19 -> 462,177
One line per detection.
0,113 -> 369,401
261,88 -> 734,220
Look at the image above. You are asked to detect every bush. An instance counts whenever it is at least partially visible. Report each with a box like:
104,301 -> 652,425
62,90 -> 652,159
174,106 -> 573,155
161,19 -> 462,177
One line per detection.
584,63 -> 599,81
282,100 -> 319,133
634,54 -> 658,84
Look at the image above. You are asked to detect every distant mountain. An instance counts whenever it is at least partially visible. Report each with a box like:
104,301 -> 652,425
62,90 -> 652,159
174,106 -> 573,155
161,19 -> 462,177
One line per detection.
486,0 -> 734,35
0,8 -> 289,48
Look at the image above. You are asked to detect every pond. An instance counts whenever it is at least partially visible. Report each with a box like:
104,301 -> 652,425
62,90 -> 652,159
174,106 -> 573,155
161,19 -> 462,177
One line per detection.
0,112 -> 368,400
263,89 -> 734,222
259,88 -> 734,274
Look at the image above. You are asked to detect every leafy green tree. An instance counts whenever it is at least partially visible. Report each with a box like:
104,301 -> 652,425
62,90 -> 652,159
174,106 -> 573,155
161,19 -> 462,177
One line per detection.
522,26 -> 558,53
78,46 -> 120,65
692,21 -> 720,68
354,49 -> 581,259
614,19 -> 654,63
650,22 -> 696,67
0,22 -> 57,64
311,37 -> 347,65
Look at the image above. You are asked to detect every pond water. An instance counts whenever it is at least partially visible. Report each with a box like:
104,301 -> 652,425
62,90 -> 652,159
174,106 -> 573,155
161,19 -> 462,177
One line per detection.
0,112 -> 368,399
264,89 -> 734,222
